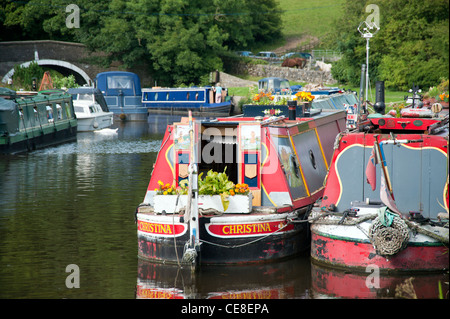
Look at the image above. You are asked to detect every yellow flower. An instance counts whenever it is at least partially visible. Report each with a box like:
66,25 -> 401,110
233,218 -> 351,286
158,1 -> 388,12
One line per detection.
168,187 -> 173,193
163,191 -> 168,195
158,180 -> 164,186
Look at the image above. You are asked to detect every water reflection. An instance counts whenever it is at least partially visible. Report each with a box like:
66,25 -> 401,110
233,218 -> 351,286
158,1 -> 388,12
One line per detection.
311,262 -> 449,299
136,256 -> 313,299
136,257 -> 448,299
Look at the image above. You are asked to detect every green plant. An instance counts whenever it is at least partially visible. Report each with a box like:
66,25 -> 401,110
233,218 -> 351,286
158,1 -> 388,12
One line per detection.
52,74 -> 79,89
12,62 -> 44,90
198,168 -> 235,211
198,168 -> 234,196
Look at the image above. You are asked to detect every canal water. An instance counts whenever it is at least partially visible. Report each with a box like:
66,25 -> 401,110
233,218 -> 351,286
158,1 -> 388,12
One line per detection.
0,116 -> 447,299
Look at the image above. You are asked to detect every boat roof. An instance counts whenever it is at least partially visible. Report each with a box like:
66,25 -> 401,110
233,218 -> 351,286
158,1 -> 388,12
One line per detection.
359,111 -> 449,135
95,71 -> 139,77
259,77 -> 289,83
68,87 -> 103,95
15,90 -> 72,104
0,96 -> 16,111
0,87 -> 17,99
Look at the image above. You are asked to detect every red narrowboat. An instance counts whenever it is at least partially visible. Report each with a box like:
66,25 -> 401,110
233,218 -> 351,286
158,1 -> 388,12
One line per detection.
136,106 -> 347,267
310,82 -> 449,272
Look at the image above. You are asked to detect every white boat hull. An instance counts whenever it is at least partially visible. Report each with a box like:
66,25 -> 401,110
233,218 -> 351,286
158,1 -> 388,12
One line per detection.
76,113 -> 114,132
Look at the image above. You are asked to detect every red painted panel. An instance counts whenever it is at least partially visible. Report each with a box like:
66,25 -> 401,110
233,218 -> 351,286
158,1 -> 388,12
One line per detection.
311,232 -> 449,271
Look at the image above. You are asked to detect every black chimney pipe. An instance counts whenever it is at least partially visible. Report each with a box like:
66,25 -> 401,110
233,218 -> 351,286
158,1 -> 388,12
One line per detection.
288,100 -> 297,120
374,81 -> 385,114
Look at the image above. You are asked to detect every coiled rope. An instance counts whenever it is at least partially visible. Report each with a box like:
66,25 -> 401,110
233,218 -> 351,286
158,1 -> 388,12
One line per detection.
368,215 -> 410,256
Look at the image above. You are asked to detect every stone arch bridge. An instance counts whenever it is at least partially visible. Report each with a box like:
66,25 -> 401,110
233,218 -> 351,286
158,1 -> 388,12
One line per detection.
0,40 -> 152,86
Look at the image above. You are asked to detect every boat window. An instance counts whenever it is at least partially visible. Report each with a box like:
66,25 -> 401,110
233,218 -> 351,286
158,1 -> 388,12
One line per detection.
89,106 -> 95,113
65,102 -> 73,118
107,76 -> 133,89
56,104 -> 63,120
79,94 -> 93,101
33,106 -> 39,121
280,80 -> 290,90
274,136 -> 308,199
74,106 -> 84,113
195,93 -> 199,101
166,92 -> 169,100
17,108 -> 24,130
187,92 -> 190,100
46,105 -> 53,122
154,92 -> 158,101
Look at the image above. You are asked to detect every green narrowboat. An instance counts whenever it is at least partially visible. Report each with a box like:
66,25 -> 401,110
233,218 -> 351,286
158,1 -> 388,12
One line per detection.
0,88 -> 77,154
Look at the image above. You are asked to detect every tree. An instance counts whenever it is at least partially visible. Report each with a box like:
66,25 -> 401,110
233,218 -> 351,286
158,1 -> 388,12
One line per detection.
2,0 -> 283,86
330,0 -> 449,91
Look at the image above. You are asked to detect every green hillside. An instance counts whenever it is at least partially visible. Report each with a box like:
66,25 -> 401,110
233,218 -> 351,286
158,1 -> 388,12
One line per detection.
278,0 -> 345,39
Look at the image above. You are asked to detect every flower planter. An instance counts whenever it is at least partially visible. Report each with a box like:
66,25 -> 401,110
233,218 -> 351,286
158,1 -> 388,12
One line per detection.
226,194 -> 253,214
243,103 -> 311,118
154,194 -> 253,214
153,195 -> 188,214
198,194 -> 253,214
198,195 -> 224,212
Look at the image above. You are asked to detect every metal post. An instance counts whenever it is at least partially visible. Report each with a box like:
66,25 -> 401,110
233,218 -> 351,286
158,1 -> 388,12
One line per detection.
358,64 -> 366,114
365,38 -> 370,102
358,21 -> 379,103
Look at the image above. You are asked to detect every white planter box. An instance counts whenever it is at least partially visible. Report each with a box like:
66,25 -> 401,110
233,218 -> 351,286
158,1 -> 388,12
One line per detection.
153,195 -> 187,214
198,194 -> 252,214
226,194 -> 252,213
154,194 -> 253,214
198,195 -> 224,212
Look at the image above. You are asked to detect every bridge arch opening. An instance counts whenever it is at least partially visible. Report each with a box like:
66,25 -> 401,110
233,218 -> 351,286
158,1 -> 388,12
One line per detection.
2,59 -> 92,86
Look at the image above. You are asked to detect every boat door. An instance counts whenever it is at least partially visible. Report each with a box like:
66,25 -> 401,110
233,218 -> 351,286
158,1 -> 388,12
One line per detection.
238,122 -> 262,206
173,121 -> 200,187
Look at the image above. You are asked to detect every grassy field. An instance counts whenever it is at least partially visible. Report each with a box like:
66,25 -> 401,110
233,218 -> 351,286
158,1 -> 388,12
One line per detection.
228,0 -> 407,103
278,0 -> 345,39
252,0 -> 345,52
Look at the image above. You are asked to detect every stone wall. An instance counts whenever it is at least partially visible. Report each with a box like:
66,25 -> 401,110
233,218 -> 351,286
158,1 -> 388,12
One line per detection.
227,61 -> 335,85
217,72 -> 257,88
246,64 -> 334,85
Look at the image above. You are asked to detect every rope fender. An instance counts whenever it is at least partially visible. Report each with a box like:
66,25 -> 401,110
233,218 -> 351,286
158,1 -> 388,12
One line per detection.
369,215 -> 410,256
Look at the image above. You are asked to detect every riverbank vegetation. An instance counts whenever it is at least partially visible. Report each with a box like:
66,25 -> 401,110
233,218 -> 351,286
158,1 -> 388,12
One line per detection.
329,0 -> 449,91
1,0 -> 448,91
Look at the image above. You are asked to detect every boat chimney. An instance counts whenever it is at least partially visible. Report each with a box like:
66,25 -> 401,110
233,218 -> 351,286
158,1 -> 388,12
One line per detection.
374,81 -> 385,114
288,100 -> 297,120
